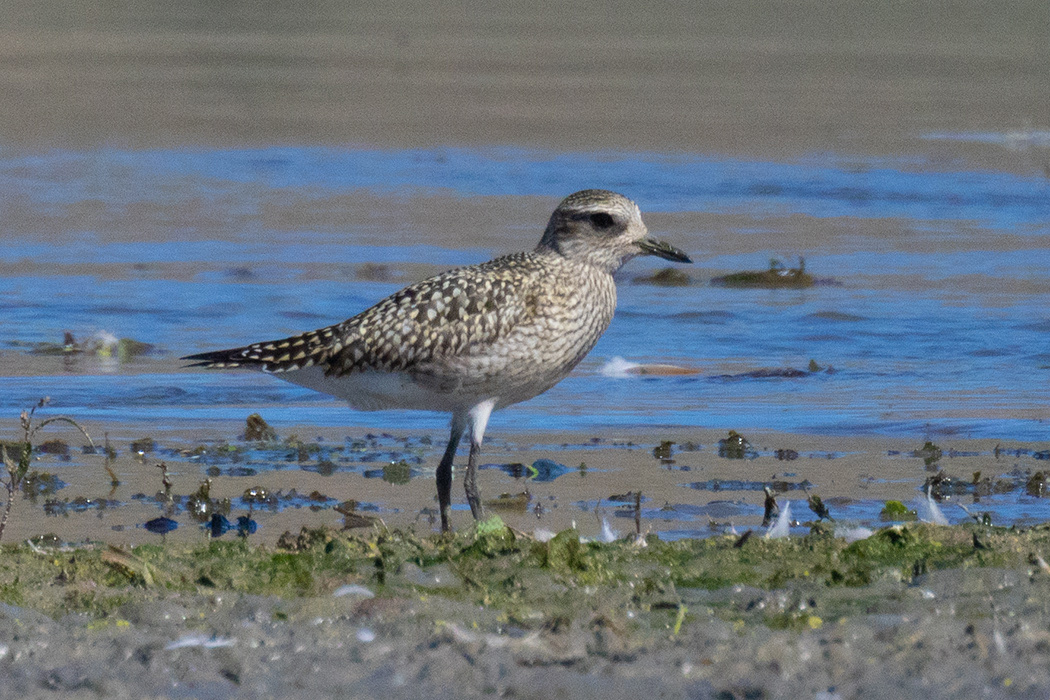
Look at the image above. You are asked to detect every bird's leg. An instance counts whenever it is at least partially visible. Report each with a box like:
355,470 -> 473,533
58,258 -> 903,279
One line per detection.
465,399 -> 496,521
466,439 -> 484,521
437,413 -> 466,532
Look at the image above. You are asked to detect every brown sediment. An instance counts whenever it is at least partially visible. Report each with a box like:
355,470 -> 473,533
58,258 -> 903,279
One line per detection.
0,417 -> 1046,546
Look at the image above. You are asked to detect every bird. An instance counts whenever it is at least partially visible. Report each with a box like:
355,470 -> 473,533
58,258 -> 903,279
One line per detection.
183,189 -> 692,531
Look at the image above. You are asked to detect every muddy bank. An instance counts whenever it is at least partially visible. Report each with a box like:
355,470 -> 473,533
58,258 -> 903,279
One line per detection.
3,414 -> 1050,546
2,524 -> 1050,698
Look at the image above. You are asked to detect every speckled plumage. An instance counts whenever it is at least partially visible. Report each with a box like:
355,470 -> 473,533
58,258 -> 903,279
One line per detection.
184,189 -> 691,530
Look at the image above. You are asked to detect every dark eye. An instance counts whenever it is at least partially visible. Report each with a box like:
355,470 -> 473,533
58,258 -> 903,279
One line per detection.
589,212 -> 615,230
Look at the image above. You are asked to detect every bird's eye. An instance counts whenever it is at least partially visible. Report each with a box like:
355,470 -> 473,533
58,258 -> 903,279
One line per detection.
589,212 -> 615,230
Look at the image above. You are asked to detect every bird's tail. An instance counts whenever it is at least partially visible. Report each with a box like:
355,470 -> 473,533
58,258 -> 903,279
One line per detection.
182,328 -> 334,373
181,345 -> 263,369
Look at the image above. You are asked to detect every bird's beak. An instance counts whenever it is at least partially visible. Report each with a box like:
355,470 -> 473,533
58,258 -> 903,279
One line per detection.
636,237 -> 692,263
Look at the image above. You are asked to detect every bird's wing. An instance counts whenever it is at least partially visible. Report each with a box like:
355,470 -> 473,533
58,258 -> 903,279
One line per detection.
182,253 -> 542,376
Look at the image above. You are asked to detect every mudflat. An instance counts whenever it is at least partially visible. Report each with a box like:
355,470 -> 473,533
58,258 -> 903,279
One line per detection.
1,2 -> 1049,697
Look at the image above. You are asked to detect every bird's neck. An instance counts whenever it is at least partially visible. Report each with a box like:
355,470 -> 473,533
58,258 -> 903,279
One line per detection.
533,239 -> 625,276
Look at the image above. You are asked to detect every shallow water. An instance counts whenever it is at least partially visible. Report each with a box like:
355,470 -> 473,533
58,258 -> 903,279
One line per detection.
2,145 -> 1048,441
0,143 -> 1048,536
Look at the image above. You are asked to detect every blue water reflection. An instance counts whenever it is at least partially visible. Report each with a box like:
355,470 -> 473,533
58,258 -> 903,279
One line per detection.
0,146 -> 1048,441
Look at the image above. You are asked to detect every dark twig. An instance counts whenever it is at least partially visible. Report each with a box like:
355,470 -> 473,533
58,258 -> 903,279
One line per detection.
0,398 -> 97,543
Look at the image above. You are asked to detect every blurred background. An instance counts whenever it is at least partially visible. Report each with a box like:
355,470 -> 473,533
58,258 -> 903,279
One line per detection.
1,0 -> 1048,439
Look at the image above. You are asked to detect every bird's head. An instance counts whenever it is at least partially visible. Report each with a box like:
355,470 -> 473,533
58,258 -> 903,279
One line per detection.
537,189 -> 691,273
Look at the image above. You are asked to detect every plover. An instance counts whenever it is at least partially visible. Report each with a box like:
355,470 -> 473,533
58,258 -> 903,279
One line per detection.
183,189 -> 691,531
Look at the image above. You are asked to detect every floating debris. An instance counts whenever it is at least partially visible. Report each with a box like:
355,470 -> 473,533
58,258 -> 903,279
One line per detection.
143,517 -> 178,534
633,267 -> 692,286
129,437 -> 155,455
917,489 -> 950,525
711,258 -> 814,289
22,471 -> 66,500
243,413 -> 277,442
835,525 -> 874,543
652,441 -> 674,461
242,486 -> 277,507
807,494 -> 833,521
1027,472 -> 1048,497
165,634 -> 236,650
762,486 -> 779,527
717,430 -> 757,459
37,439 -> 70,457
333,501 -> 380,529
957,503 -> 993,526
486,458 -> 573,483
186,479 -> 229,522
30,331 -> 155,360
209,513 -> 232,538
236,516 -> 258,537
913,441 -> 943,469
486,492 -> 531,513
765,500 -> 793,538
26,331 -> 79,355
686,478 -> 813,492
333,584 -> 375,598
599,356 -> 700,377
713,367 -> 814,380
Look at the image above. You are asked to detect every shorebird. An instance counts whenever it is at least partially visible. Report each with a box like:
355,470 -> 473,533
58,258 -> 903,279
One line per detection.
183,190 -> 691,531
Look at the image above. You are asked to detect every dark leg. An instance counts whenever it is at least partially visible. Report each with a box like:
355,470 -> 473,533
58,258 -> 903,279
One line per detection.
436,413 -> 466,532
465,438 -> 485,521
464,399 -> 494,521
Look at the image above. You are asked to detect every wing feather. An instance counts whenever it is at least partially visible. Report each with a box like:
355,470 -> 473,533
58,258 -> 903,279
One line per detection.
182,252 -> 543,376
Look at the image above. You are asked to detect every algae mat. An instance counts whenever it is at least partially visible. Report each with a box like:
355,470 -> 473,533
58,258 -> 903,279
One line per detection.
2,523 -> 1050,698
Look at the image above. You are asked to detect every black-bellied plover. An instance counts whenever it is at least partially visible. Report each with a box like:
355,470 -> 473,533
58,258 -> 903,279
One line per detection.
184,190 -> 691,531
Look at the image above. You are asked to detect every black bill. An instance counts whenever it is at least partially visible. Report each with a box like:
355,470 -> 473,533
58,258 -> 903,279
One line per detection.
636,237 -> 692,264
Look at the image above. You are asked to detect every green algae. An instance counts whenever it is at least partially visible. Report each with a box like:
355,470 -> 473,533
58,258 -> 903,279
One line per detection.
2,521 -> 1049,630
880,500 -> 918,521
717,430 -> 757,459
382,460 -> 413,485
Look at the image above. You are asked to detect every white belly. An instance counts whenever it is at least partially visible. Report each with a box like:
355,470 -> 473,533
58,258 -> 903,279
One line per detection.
268,352 -> 579,415
267,365 -> 486,413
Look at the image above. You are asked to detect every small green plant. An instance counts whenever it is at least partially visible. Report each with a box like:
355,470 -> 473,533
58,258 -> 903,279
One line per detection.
880,500 -> 918,522
0,398 -> 95,543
